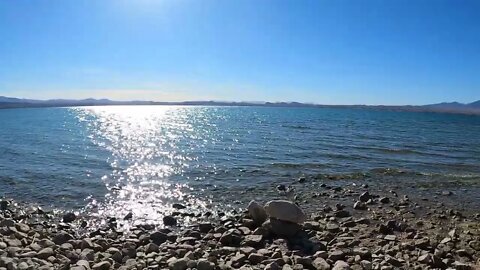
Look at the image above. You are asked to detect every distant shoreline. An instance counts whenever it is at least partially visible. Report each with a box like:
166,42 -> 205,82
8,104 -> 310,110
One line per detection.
1,101 -> 480,116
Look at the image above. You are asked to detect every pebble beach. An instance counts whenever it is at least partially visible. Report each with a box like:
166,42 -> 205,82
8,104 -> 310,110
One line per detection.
1,178 -> 479,270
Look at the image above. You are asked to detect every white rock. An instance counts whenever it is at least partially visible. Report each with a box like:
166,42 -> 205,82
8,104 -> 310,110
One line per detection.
264,200 -> 306,224
247,200 -> 267,224
332,260 -> 350,270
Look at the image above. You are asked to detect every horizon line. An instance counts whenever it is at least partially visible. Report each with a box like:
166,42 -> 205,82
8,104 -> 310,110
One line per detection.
0,96 -> 480,108
2,95 -> 479,107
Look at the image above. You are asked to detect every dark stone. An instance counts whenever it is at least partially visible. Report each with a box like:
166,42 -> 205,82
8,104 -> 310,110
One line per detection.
328,250 -> 345,261
415,238 -> 430,250
150,231 -> 168,245
378,224 -> 392,235
0,201 -> 8,211
386,255 -> 403,267
62,212 -> 76,223
359,192 -> 372,202
386,220 -> 397,230
242,234 -> 263,247
163,215 -> 177,226
323,206 -> 333,213
276,184 -> 286,192
342,220 -> 356,227
108,217 -> 117,229
355,218 -> 370,224
219,229 -> 242,246
198,223 -> 213,233
268,218 -> 302,238
431,255 -> 446,268
123,212 -> 133,220
172,203 -> 186,209
229,253 -> 247,268
248,253 -> 267,264
353,201 -> 367,210
89,229 -> 103,237
379,197 -> 390,204
334,210 -> 350,218
52,232 -> 74,245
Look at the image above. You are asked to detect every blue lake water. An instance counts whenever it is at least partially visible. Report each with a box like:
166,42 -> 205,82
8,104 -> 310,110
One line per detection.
1,106 -> 479,221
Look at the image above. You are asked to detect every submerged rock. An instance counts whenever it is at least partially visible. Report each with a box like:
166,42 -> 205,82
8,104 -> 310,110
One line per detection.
264,200 -> 306,224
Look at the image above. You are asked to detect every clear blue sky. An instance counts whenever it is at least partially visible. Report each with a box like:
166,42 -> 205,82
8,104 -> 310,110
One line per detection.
1,0 -> 479,105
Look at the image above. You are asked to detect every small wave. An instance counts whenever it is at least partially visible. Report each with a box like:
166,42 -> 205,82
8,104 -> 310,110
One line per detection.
347,145 -> 421,155
378,148 -> 420,154
417,171 -> 480,179
281,124 -> 312,130
268,162 -> 329,169
368,167 -> 409,175
309,168 -> 479,181
311,172 -> 369,180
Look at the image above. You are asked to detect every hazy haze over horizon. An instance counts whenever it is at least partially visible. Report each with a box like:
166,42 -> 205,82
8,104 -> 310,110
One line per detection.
1,0 -> 479,105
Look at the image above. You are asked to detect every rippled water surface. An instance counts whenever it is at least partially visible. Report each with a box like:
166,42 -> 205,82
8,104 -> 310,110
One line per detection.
1,106 -> 479,222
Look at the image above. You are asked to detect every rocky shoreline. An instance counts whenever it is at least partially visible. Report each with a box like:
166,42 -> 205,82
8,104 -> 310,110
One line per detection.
1,181 -> 480,270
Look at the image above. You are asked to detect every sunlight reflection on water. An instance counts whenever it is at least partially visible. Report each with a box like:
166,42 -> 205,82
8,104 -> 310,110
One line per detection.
75,106 -> 213,229
64,105 -> 480,230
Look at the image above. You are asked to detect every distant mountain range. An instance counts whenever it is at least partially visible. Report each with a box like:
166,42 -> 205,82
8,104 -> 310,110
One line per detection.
422,101 -> 480,111
0,96 -> 479,115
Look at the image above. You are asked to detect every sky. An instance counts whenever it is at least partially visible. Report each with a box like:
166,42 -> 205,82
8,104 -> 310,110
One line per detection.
0,0 -> 479,105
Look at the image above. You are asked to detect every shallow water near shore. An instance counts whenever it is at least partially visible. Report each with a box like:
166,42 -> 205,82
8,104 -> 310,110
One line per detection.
1,106 -> 479,224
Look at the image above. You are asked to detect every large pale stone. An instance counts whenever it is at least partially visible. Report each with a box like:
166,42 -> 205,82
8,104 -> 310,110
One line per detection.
264,200 -> 306,224
247,200 -> 267,224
